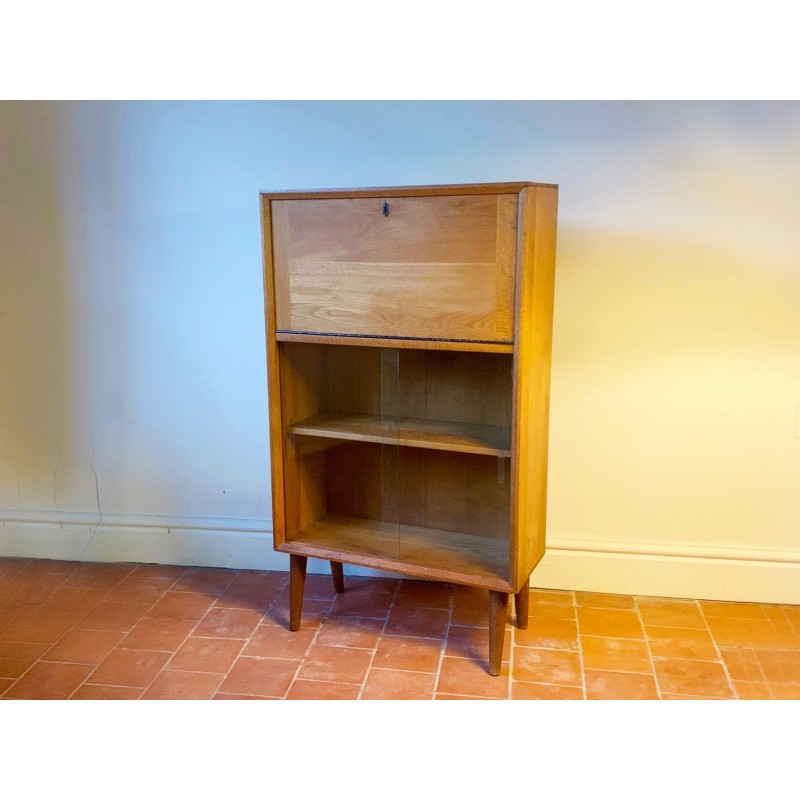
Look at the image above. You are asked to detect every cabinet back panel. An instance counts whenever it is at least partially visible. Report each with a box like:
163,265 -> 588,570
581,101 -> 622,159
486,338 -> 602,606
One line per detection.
272,194 -> 517,341
398,350 -> 512,427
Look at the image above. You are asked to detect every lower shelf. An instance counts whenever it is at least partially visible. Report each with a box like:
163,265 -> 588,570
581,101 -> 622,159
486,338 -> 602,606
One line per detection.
280,514 -> 511,591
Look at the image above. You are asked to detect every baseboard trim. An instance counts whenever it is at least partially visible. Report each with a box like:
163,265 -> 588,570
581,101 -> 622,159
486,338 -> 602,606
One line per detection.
1,514 -> 798,603
533,546 -> 800,604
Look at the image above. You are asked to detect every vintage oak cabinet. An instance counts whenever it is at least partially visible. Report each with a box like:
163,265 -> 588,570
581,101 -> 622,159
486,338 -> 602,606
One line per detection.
260,182 -> 558,675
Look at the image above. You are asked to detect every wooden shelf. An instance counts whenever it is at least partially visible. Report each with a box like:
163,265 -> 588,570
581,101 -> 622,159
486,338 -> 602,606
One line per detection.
288,412 -> 511,457
282,514 -> 510,591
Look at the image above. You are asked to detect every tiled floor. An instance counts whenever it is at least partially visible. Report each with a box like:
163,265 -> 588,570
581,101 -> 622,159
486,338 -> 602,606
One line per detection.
0,556 -> 798,700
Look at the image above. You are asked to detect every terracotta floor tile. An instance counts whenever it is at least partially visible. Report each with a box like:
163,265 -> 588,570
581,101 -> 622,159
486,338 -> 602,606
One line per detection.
646,626 -> 719,661
216,583 -> 285,612
77,602 -> 152,632
527,601 -> 577,622
0,658 -> 37,679
193,607 -> 262,640
0,641 -> 50,662
636,598 -> 706,629
576,607 -> 644,639
242,625 -> 316,660
71,684 -> 144,699
3,661 -> 94,700
147,592 -> 214,622
437,656 -> 510,699
719,648 -> 764,682
314,616 -> 385,649
218,657 -> 300,697
529,589 -> 575,608
707,617 -> 799,651
761,605 -> 789,624
168,637 -> 244,673
172,568 -> 238,595
733,681 -> 773,700
263,599 -> 332,629
286,679 -> 360,700
447,625 -> 510,663
119,618 -> 197,651
0,613 -> 80,644
580,636 -> 652,674
373,635 -> 443,673
213,693 -> 272,700
66,564 -> 134,589
143,670 -> 224,700
361,668 -> 437,700
769,684 -> 800,699
131,564 -> 186,581
301,574 -> 341,600
88,648 -> 171,688
328,589 -> 395,619
37,586 -> 106,615
575,592 -> 635,610
297,644 -> 372,685
513,647 -> 582,687
585,669 -> 659,700
755,650 -> 800,683
512,681 -> 583,700
515,617 -> 579,650
700,600 -> 767,620
104,577 -> 175,605
1,677 -> 17,695
384,606 -> 449,639
653,658 -> 734,699
450,590 -> 499,627
43,630 -> 125,664
394,580 -> 454,609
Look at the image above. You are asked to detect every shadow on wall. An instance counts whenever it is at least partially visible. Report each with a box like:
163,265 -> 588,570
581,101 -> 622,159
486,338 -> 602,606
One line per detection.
0,102 -> 77,513
548,225 -> 800,550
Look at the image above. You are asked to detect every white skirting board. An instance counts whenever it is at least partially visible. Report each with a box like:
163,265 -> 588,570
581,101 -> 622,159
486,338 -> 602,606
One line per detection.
1,513 -> 798,604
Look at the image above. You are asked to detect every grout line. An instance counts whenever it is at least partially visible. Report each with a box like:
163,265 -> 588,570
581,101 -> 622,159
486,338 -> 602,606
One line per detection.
632,597 -> 662,700
280,588 -> 333,700
569,592 -> 587,700
354,578 -> 402,701
697,599 -> 745,701
433,588 -> 455,700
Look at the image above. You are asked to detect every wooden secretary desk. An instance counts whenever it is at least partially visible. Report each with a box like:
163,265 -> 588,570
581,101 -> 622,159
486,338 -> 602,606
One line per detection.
260,182 -> 558,676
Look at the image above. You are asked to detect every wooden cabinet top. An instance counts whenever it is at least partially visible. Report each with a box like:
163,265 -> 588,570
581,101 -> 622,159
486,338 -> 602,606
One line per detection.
260,181 -> 558,200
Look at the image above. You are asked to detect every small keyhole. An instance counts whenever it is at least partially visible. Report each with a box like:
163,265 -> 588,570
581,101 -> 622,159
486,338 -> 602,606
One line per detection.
383,202 -> 390,217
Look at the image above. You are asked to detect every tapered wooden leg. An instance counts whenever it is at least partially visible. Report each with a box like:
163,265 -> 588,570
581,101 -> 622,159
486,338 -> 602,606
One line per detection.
289,554 -> 307,632
330,561 -> 345,593
488,590 -> 509,677
515,579 -> 530,630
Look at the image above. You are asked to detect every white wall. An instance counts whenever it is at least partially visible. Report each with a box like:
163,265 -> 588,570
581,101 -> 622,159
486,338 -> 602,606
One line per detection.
1,101 -> 798,601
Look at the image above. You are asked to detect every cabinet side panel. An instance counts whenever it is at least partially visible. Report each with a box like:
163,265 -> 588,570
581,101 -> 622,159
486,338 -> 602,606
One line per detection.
510,186 -> 558,590
261,197 -> 286,548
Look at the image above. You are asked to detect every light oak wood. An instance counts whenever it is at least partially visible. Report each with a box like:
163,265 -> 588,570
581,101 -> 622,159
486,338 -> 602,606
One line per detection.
272,194 -> 517,342
275,332 -> 514,353
281,513 -> 511,591
261,182 -> 558,664
515,579 -> 530,630
289,411 -> 511,457
509,186 -> 559,591
261,198 -> 287,548
261,182 -> 556,200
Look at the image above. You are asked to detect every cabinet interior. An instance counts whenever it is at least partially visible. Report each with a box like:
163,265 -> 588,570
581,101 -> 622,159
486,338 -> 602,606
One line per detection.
278,342 -> 514,585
